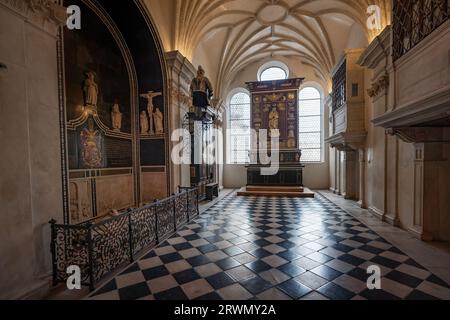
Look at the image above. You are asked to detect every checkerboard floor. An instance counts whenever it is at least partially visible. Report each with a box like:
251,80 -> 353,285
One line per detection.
89,192 -> 450,300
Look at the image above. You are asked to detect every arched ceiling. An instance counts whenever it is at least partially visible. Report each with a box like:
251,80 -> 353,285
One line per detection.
144,0 -> 391,99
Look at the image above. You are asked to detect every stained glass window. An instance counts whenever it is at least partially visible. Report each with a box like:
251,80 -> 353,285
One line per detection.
299,87 -> 322,162
229,91 -> 251,164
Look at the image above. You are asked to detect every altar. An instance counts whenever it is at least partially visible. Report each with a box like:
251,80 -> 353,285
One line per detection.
237,78 -> 314,198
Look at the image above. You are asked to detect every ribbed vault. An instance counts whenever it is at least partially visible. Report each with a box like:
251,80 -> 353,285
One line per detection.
144,0 -> 391,100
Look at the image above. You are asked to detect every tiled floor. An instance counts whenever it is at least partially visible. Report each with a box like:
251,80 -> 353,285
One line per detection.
89,192 -> 450,300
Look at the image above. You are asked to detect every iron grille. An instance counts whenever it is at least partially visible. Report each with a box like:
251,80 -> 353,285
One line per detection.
393,0 -> 449,60
332,60 -> 346,112
50,187 -> 199,291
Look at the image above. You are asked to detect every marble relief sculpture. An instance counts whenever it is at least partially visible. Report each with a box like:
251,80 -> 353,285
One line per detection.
140,110 -> 149,134
80,118 -> 102,168
111,102 -> 122,132
140,91 -> 162,135
153,107 -> 164,134
83,71 -> 98,107
190,66 -> 213,108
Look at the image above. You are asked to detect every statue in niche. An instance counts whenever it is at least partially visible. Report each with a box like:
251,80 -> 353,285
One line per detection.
190,66 -> 213,108
80,118 -> 102,168
268,107 -> 280,138
153,107 -> 164,134
111,102 -> 122,132
140,110 -> 149,134
83,71 -> 98,107
140,91 -> 162,134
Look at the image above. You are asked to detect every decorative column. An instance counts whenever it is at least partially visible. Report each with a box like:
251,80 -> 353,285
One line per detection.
0,0 -> 66,299
164,51 -> 196,193
358,149 -> 367,208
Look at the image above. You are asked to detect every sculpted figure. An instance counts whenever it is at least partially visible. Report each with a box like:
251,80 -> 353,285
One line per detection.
111,102 -> 122,132
269,107 -> 280,137
140,91 -> 162,134
140,111 -> 149,134
83,71 -> 98,106
190,66 -> 213,108
153,107 -> 164,134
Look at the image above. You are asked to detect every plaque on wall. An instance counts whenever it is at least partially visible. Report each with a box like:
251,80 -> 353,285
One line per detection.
140,139 -> 166,166
104,137 -> 132,167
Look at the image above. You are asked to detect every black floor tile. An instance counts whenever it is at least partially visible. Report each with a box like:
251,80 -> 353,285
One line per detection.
142,265 -> 170,281
206,273 -> 236,290
240,276 -> 273,295
187,255 -> 211,267
385,270 -> 423,288
173,269 -> 201,285
317,283 -> 355,300
278,263 -> 306,278
118,282 -> 151,300
215,257 -> 241,270
277,279 -> 312,299
154,287 -> 188,300
245,260 -> 272,273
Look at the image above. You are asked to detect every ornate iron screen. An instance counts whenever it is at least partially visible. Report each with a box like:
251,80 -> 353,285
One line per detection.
50,187 -> 199,291
393,0 -> 449,60
332,60 -> 346,112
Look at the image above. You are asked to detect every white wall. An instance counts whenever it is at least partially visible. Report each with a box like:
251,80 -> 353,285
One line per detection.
0,3 -> 63,298
221,56 -> 330,189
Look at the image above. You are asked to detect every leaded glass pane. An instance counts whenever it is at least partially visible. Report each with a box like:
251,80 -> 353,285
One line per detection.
229,91 -> 251,164
298,87 -> 323,162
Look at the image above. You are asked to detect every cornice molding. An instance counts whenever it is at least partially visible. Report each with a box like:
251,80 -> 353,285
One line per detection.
325,131 -> 367,151
358,25 -> 392,69
373,85 -> 450,128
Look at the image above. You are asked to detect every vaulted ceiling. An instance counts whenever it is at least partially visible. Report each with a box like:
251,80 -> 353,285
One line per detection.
144,0 -> 391,98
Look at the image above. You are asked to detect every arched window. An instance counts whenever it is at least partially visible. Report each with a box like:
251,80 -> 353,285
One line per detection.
260,67 -> 287,81
228,91 -> 251,164
257,61 -> 289,81
298,87 -> 323,162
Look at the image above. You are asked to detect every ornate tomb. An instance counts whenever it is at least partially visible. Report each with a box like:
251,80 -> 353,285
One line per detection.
238,78 -> 314,197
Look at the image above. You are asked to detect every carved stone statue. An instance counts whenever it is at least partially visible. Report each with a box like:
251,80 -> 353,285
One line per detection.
140,91 -> 162,134
190,66 -> 213,108
83,71 -> 98,107
140,110 -> 149,134
269,107 -> 280,137
153,107 -> 164,134
111,102 -> 122,132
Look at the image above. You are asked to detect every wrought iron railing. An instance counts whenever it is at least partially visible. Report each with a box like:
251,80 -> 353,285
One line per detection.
393,0 -> 449,60
50,187 -> 199,291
